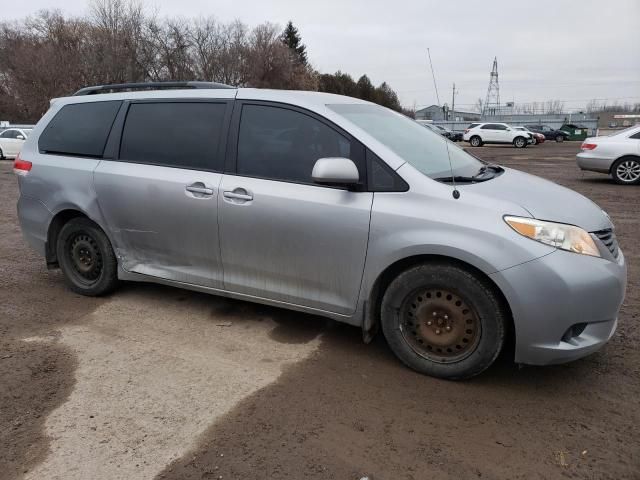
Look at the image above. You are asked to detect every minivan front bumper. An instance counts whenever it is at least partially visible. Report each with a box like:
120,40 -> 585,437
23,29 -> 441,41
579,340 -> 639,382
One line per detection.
490,248 -> 627,366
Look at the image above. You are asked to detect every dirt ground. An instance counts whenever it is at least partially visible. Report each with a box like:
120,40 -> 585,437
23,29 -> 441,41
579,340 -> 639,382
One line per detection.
1,141 -> 639,480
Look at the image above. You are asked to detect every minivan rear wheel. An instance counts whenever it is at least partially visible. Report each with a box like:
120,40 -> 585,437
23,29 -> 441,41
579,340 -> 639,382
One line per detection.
381,262 -> 506,379
56,217 -> 119,296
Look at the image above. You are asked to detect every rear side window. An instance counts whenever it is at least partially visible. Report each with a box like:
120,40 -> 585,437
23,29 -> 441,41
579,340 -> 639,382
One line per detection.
39,101 -> 122,157
237,104 -> 352,184
119,102 -> 227,171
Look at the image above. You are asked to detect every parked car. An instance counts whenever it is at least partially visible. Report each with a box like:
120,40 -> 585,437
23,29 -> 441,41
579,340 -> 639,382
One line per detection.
0,128 -> 31,159
463,122 -> 532,148
513,126 -> 545,145
525,124 -> 570,142
434,125 -> 463,142
14,81 -> 626,379
577,125 -> 640,185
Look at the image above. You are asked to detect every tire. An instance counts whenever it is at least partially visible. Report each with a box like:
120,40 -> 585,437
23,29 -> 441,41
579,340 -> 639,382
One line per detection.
532,137 -> 538,145
381,262 -> 506,380
611,157 -> 640,185
0,148 -> 4,160
56,217 -> 119,296
469,136 -> 483,147
513,136 -> 527,148
555,134 -> 564,143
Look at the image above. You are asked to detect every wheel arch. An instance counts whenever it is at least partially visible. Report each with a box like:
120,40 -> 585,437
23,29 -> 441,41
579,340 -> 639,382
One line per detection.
363,254 -> 515,354
609,154 -> 640,174
45,208 -> 92,268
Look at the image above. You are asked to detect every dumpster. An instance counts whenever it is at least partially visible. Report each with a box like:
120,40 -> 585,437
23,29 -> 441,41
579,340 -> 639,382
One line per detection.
560,123 -> 589,141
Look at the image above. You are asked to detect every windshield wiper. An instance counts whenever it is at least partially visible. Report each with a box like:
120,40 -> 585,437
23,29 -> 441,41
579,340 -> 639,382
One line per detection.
433,175 -> 490,183
435,165 -> 503,184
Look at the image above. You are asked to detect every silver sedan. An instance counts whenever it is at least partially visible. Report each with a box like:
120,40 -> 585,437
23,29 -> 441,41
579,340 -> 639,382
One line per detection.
577,125 -> 640,184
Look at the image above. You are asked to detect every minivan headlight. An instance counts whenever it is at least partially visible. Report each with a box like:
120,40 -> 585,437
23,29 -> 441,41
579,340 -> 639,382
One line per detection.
504,216 -> 600,257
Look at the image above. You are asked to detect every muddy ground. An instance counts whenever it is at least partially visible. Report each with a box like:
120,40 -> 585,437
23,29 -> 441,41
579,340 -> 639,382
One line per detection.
0,141 -> 638,480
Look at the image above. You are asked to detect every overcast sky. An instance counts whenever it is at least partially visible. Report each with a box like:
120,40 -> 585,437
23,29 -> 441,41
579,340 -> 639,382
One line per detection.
5,0 -> 640,111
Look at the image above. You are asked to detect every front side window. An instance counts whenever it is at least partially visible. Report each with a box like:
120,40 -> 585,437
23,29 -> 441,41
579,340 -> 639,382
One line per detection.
237,105 -> 352,184
39,101 -> 122,157
0,129 -> 17,139
630,131 -> 640,139
120,102 -> 227,171
328,103 -> 484,179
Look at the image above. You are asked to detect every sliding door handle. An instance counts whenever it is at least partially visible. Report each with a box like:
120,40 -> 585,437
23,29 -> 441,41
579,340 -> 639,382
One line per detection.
186,183 -> 214,196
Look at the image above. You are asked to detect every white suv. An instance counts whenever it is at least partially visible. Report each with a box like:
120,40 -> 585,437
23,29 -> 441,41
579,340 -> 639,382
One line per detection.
463,123 -> 532,148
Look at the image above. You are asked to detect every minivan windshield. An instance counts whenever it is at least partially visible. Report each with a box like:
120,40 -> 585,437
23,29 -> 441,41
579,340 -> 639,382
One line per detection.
328,103 -> 486,180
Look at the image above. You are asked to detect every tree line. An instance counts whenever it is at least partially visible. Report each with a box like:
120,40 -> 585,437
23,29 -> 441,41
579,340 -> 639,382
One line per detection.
0,0 -> 410,123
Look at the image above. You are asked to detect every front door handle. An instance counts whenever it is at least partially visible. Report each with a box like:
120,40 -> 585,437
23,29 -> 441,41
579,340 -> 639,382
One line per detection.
223,190 -> 253,201
186,183 -> 214,196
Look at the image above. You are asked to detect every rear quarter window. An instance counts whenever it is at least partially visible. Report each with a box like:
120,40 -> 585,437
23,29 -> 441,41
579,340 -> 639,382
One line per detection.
39,101 -> 122,157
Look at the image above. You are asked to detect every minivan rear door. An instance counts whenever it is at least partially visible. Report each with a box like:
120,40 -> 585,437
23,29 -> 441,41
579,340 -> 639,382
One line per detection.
94,99 -> 233,288
218,102 -> 372,315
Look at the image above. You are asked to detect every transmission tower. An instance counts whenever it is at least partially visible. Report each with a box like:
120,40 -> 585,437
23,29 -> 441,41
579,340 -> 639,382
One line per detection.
482,57 -> 500,117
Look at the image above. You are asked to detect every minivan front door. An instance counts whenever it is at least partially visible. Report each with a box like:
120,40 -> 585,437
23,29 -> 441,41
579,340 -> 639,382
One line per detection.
219,103 -> 372,315
94,100 -> 231,288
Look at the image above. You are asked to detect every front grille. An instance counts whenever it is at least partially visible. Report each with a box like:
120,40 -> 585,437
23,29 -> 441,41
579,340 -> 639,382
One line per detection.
593,228 -> 619,258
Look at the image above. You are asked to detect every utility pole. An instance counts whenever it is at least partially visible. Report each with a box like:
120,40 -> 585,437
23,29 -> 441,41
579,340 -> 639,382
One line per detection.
451,82 -> 458,121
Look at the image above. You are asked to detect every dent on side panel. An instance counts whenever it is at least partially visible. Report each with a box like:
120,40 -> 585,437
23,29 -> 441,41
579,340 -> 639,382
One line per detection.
17,195 -> 52,256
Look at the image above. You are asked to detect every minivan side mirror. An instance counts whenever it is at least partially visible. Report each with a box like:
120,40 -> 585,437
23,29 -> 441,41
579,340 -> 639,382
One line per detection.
312,157 -> 359,187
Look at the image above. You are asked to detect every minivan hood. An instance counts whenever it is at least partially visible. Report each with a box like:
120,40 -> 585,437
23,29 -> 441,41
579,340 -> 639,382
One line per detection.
466,167 -> 611,232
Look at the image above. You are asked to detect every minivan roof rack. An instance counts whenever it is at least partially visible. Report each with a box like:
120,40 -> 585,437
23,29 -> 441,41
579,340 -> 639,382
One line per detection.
72,81 -> 234,96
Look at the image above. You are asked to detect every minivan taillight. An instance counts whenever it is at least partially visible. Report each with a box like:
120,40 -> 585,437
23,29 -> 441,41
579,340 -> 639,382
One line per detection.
13,154 -> 32,176
581,143 -> 597,151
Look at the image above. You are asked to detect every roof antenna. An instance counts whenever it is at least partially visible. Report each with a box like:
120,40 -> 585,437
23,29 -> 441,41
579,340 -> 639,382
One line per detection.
428,48 -> 459,199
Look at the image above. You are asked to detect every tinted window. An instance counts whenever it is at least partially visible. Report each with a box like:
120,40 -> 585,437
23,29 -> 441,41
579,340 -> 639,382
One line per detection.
0,129 -> 17,139
120,102 -> 227,171
481,124 -> 498,130
39,101 -> 122,157
237,105 -> 351,184
367,150 -> 408,192
630,131 -> 640,139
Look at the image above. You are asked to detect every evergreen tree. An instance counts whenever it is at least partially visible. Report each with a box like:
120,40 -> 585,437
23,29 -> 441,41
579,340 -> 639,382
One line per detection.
356,74 -> 375,101
281,20 -> 307,65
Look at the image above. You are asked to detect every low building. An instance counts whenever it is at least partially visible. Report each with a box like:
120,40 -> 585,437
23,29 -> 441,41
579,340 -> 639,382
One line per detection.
415,105 -> 481,122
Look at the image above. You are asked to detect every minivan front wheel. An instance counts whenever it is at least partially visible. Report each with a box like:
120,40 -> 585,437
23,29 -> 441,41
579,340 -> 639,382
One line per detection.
381,262 -> 506,379
56,217 -> 119,296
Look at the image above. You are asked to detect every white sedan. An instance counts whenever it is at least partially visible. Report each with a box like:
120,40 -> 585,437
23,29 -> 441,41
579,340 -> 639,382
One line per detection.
577,125 -> 640,185
0,128 -> 31,159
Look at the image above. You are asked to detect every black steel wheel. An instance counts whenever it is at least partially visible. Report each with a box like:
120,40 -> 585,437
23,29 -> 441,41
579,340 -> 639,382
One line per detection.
56,217 -> 119,296
381,262 -> 507,379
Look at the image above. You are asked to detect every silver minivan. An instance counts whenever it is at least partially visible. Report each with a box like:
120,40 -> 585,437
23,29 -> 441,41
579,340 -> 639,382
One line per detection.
14,82 -> 627,379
